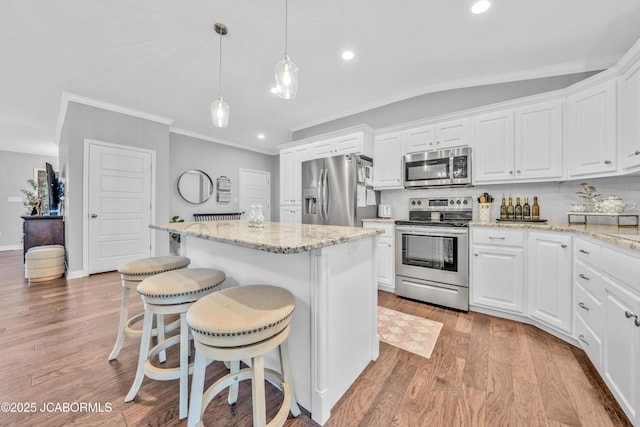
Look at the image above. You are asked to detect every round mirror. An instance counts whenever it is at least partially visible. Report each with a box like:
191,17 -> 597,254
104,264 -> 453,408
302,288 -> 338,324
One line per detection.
177,170 -> 213,204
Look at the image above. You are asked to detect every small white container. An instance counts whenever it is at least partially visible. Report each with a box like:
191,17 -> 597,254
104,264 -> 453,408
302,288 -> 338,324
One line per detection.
478,202 -> 491,222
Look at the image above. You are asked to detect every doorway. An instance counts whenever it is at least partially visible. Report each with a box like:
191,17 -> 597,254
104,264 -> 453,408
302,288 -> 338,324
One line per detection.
84,140 -> 154,275
239,169 -> 271,221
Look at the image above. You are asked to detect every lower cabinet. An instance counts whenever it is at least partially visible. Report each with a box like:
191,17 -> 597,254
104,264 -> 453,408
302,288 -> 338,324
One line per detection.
601,275 -> 640,424
279,206 -> 301,224
471,228 -> 525,314
527,231 -> 572,333
363,221 -> 395,293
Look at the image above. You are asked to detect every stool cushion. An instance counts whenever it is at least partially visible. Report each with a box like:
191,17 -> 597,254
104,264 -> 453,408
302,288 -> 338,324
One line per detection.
118,256 -> 190,277
26,263 -> 65,279
137,268 -> 225,302
26,245 -> 65,260
187,285 -> 295,348
26,256 -> 65,269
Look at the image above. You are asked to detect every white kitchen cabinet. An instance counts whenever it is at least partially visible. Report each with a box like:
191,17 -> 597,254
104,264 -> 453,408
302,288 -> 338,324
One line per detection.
471,228 -> 525,314
620,57 -> 640,171
363,221 -> 395,293
373,132 -> 403,189
280,145 -> 309,206
310,132 -> 368,158
279,206 -> 302,224
404,119 -> 470,153
566,79 -> 617,178
473,100 -> 563,183
527,231 -> 572,333
601,275 -> 640,425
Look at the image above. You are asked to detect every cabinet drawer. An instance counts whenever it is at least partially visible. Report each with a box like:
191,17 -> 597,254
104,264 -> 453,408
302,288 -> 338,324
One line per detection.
574,315 -> 602,368
574,238 -> 602,268
575,282 -> 603,338
472,228 -> 524,247
574,260 -> 603,301
602,247 -> 640,293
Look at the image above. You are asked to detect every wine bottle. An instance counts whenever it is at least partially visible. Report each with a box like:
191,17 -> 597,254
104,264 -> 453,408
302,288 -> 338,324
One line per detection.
507,196 -> 514,219
500,195 -> 507,219
523,197 -> 531,220
532,196 -> 540,220
515,197 -> 522,220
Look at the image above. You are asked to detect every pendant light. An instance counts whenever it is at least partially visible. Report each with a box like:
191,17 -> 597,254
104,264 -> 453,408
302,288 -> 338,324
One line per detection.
211,23 -> 229,127
274,0 -> 298,99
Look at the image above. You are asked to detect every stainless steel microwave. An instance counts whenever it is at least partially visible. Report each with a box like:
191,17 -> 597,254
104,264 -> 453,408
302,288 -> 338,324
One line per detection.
403,146 -> 472,189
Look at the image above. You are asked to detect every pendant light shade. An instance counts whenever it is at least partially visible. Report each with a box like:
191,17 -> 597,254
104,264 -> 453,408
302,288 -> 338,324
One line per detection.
275,0 -> 298,99
211,23 -> 229,127
211,96 -> 229,127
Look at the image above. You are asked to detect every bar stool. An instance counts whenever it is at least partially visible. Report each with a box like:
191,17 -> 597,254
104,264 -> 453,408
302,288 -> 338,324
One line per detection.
108,256 -> 190,361
186,285 -> 301,427
124,267 -> 226,420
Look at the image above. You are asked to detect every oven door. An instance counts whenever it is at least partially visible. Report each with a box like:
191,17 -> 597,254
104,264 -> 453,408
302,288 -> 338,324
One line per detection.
395,226 -> 468,287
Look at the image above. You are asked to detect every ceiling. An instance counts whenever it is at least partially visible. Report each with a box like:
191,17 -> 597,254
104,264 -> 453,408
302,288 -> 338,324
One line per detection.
3,1 -> 640,157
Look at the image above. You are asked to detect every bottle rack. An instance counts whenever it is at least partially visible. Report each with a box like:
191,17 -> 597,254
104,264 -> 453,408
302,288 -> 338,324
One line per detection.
567,212 -> 639,228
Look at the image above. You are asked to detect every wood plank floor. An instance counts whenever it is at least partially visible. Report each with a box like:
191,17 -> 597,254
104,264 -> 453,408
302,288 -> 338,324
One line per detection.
0,249 -> 630,426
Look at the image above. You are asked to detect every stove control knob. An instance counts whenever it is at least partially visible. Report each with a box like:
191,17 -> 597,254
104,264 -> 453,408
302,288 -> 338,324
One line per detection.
411,200 -> 416,205
417,200 -> 422,205
449,200 -> 454,205
463,199 -> 468,205
456,200 -> 461,205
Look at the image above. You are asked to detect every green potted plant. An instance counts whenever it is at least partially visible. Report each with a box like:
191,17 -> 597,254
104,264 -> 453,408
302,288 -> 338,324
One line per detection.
169,215 -> 184,255
21,178 -> 44,215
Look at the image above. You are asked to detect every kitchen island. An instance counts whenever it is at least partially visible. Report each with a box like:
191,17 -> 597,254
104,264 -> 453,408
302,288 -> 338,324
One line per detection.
150,220 -> 383,425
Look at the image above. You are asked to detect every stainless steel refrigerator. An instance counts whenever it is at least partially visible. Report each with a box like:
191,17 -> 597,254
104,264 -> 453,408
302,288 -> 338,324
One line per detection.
301,154 -> 378,227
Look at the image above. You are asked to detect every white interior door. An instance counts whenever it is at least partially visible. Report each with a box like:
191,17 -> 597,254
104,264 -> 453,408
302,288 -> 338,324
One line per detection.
87,142 -> 153,274
239,169 -> 271,221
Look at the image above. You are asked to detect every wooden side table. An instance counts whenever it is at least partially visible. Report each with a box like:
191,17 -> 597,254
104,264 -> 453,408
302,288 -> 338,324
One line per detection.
21,215 -> 65,261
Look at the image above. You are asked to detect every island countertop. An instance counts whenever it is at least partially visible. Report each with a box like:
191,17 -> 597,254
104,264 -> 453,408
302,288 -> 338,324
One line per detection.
150,220 -> 384,254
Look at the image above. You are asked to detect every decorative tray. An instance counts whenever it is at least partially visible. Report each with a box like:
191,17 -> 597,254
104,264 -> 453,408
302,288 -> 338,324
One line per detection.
496,218 -> 548,223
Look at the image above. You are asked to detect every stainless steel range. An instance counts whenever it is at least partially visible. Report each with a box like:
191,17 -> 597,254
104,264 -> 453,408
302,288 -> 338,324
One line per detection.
395,196 -> 472,311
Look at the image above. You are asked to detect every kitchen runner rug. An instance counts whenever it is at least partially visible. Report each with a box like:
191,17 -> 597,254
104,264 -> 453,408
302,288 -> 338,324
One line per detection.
377,306 -> 443,359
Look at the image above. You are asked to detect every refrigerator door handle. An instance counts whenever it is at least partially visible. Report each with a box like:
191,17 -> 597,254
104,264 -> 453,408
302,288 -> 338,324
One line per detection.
318,168 -> 325,221
322,168 -> 329,221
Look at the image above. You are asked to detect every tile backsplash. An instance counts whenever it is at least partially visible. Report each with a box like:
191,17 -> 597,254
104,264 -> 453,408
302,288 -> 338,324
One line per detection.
380,175 -> 640,224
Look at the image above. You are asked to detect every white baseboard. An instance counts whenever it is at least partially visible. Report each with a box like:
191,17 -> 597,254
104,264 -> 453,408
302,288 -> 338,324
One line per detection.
66,270 -> 86,280
0,245 -> 22,251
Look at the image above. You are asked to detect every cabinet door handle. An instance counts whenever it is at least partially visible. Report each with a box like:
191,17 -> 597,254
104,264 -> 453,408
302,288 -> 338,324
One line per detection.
578,335 -> 590,346
474,253 -> 478,257
625,311 -> 635,319
489,236 -> 506,240
509,170 -> 514,174
578,302 -> 590,311
635,150 -> 640,156
578,273 -> 590,281
579,249 -> 590,254
604,160 -> 612,165
635,318 -> 640,327
516,170 -> 521,174
561,244 -> 567,248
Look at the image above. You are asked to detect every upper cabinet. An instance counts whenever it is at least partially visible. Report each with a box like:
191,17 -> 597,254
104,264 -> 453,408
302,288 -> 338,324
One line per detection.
566,79 -> 618,178
280,145 -> 309,206
373,132 -> 403,189
620,56 -> 640,172
404,118 -> 470,153
310,132 -> 372,159
473,100 -> 563,184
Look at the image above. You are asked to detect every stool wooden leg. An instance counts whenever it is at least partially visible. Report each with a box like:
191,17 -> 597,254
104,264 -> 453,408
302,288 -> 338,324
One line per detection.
228,360 -> 240,405
279,339 -> 301,417
252,355 -> 267,426
187,350 -> 208,427
108,286 -> 131,361
179,312 -> 189,420
125,310 -> 154,402
157,314 -> 167,364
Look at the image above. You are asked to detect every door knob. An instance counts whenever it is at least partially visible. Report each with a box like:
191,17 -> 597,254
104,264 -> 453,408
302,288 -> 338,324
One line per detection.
91,214 -> 98,218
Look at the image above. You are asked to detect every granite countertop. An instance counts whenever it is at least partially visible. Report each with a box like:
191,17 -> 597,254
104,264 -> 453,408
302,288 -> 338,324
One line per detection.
151,220 -> 383,254
470,220 -> 640,252
362,218 -> 396,223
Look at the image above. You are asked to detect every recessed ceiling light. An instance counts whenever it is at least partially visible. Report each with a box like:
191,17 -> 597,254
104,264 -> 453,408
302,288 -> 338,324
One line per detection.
257,133 -> 265,140
342,51 -> 355,61
471,0 -> 491,14
270,86 -> 278,94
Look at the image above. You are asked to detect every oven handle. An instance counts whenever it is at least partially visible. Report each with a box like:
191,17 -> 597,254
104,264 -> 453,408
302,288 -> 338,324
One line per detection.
395,226 -> 468,236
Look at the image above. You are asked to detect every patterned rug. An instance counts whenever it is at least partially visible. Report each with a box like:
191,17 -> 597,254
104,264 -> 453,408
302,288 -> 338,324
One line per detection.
377,306 -> 444,359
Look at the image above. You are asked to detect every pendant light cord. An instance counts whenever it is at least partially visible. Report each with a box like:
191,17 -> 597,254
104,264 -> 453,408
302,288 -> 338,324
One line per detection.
218,30 -> 223,99
284,0 -> 288,56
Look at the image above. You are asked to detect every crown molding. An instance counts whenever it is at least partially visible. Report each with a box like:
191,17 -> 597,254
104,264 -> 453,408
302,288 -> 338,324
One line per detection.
169,127 -> 278,156
55,92 -> 174,145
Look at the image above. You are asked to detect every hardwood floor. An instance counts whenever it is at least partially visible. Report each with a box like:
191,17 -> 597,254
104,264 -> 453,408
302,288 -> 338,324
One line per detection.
0,249 -> 630,426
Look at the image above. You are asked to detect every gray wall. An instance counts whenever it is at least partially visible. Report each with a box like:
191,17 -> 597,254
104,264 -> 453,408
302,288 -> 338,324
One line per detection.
59,102 -> 171,275
293,71 -> 600,140
169,133 -> 277,221
0,150 -> 58,249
